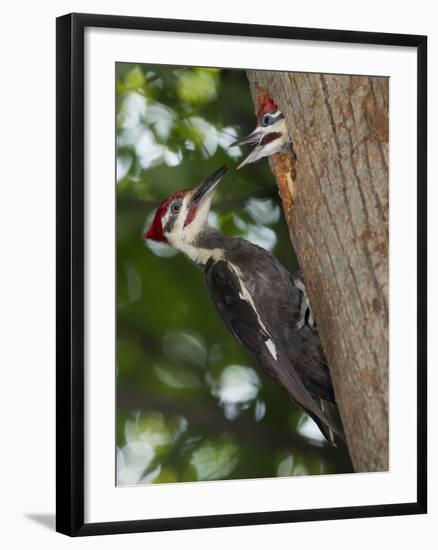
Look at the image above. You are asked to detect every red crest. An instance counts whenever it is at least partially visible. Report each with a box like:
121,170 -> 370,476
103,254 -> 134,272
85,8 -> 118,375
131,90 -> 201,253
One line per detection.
144,196 -> 171,242
257,95 -> 278,119
144,190 -> 188,242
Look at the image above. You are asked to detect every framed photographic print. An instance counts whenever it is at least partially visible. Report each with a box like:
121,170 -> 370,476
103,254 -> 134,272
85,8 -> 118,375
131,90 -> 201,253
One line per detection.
56,13 -> 427,536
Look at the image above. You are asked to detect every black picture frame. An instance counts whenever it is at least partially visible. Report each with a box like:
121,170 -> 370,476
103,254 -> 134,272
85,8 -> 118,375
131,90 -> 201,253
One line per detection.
56,12 -> 427,537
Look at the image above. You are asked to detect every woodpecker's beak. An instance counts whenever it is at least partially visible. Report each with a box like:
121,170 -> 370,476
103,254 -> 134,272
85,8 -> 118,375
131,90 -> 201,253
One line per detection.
190,165 -> 228,207
230,128 -> 266,169
229,129 -> 262,148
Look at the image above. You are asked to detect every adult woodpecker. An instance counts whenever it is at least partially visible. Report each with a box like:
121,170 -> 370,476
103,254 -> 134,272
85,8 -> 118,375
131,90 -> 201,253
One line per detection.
230,95 -> 294,169
145,166 -> 342,444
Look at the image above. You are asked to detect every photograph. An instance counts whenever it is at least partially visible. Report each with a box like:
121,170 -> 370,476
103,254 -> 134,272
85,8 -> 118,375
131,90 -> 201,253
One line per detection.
115,63 -> 389,486
55,12 -> 426,536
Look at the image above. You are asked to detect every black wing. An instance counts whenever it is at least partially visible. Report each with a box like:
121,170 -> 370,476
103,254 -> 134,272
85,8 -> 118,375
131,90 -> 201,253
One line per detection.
204,259 -> 340,437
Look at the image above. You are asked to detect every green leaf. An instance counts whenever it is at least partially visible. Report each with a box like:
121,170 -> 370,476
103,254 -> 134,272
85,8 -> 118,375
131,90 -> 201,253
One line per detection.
124,66 -> 145,90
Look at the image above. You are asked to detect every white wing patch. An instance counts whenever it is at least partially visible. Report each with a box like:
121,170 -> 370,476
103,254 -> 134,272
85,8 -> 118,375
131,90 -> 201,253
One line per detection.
229,263 -> 278,361
265,339 -> 278,360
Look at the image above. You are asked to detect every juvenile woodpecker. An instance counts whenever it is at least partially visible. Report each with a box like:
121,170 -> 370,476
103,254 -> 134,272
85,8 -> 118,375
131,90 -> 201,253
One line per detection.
231,95 -> 294,169
145,166 -> 342,444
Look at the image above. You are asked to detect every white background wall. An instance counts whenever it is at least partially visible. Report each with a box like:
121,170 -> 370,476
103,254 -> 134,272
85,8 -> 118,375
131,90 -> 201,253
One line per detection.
0,0 -> 435,547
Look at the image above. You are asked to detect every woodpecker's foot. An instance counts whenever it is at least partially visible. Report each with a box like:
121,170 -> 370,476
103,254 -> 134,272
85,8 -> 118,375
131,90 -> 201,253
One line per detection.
293,272 -> 316,331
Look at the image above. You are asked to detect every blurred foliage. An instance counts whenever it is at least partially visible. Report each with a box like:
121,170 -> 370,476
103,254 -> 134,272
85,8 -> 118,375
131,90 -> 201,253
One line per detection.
116,63 -> 352,486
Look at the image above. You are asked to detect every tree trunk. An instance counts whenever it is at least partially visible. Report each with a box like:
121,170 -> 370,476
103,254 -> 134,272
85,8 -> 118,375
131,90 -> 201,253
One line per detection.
246,71 -> 389,472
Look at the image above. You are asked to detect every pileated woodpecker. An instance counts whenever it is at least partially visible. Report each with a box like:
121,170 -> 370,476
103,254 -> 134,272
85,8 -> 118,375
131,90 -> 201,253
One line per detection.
145,166 -> 342,444
231,95 -> 294,169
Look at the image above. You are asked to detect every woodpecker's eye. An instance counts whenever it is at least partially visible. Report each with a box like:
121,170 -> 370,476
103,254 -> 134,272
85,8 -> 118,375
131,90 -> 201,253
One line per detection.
262,114 -> 272,126
171,203 -> 181,213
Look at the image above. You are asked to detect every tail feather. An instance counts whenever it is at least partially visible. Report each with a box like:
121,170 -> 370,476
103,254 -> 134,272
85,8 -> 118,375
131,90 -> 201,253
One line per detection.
308,400 -> 345,446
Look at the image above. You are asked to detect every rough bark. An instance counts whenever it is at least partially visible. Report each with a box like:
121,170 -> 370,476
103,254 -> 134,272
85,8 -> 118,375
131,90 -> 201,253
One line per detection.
246,71 -> 389,472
